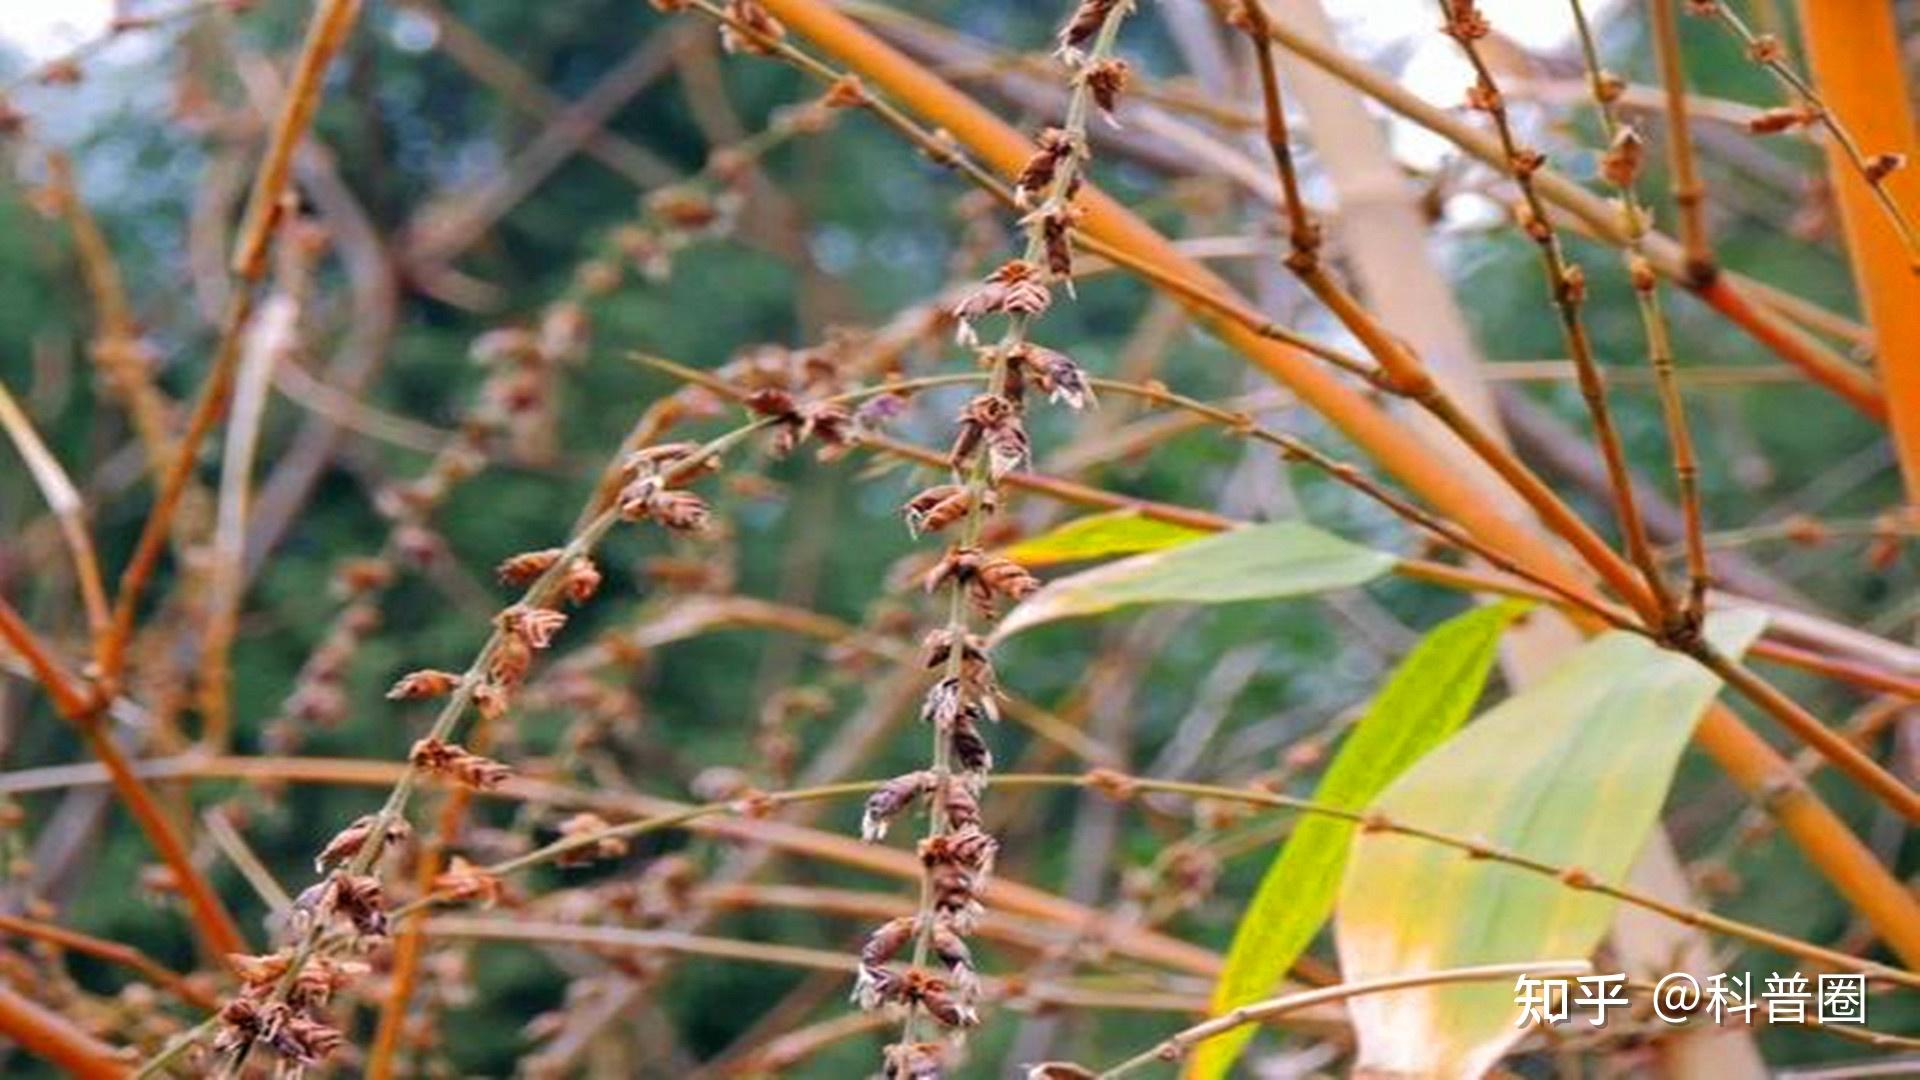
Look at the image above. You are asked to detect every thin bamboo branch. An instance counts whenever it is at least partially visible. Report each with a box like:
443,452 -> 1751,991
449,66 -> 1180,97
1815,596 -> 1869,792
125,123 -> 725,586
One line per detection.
0,377 -> 110,642
1095,959 -> 1592,1078
200,290 -> 301,750
0,912 -> 217,1010
1565,0 -> 1711,619
0,983 -> 131,1079
1648,0 -> 1713,280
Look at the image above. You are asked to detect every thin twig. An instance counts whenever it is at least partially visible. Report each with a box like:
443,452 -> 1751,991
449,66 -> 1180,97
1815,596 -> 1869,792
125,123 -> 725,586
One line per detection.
0,377 -> 110,643
1647,0 -> 1713,280
1094,959 -> 1592,1078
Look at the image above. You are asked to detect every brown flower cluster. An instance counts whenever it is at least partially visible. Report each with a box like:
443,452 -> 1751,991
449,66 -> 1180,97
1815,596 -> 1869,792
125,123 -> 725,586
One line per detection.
210,877 -> 384,1069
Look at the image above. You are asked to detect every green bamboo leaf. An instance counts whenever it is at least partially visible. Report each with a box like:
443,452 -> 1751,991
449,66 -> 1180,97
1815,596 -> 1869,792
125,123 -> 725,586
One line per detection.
1188,600 -> 1526,1080
1000,510 -> 1210,567
991,521 -> 1394,642
1334,610 -> 1767,1079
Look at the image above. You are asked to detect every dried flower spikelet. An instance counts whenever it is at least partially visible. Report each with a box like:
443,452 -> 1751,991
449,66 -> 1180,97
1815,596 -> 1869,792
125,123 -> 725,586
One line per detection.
1600,126 -> 1643,188
619,480 -> 713,531
1746,33 -> 1785,64
930,918 -> 978,997
1083,767 -> 1138,801
499,603 -> 568,649
386,668 -> 462,700
316,814 -> 411,871
471,679 -> 510,720
943,778 -> 987,837
1034,202 -> 1080,281
1749,105 -> 1820,135
1083,57 -> 1131,120
977,554 -> 1038,603
328,871 -> 390,938
986,422 -> 1031,482
1056,0 -> 1123,63
497,547 -> 563,585
331,556 -> 394,597
862,770 -> 936,842
719,0 -> 785,55
1628,253 -> 1658,293
907,968 -> 979,1029
920,628 -> 993,681
823,74 -> 869,109
883,1041 -> 949,1080
560,556 -> 603,603
853,915 -> 918,1009
411,738 -> 513,790
1865,153 -> 1906,185
1016,128 -> 1078,207
920,675 -> 965,730
555,812 -> 631,867
949,712 -> 994,774
903,484 -> 976,537
433,856 -> 505,907
1556,263 -> 1587,306
1780,513 -> 1830,547
1015,344 -> 1095,410
952,260 -> 1052,345
1441,0 -> 1490,41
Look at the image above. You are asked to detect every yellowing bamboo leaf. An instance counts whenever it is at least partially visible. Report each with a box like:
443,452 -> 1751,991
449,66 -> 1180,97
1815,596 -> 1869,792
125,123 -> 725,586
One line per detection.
990,521 -> 1396,642
1334,610 -> 1767,1079
1189,600 -> 1527,1080
1000,510 -> 1210,567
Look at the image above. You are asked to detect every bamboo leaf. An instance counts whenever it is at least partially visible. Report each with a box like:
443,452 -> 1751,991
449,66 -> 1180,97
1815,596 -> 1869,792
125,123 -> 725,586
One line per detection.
991,521 -> 1394,642
1000,510 -> 1210,567
1189,600 -> 1526,1080
1334,610 -> 1767,1079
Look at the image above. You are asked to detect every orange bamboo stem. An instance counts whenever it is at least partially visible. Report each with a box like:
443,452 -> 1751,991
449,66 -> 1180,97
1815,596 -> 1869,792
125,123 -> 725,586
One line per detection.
751,0 -> 1920,961
1794,0 -> 1920,502
0,912 -> 216,1009
0,596 -> 247,960
0,983 -> 130,1078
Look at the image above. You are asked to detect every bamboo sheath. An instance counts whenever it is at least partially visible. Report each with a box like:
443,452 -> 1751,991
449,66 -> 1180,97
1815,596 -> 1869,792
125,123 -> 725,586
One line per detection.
750,0 -> 1920,963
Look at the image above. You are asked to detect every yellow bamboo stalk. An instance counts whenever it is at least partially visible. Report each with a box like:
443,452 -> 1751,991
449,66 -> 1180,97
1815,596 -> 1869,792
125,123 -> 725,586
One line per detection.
1794,1 -> 1920,503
